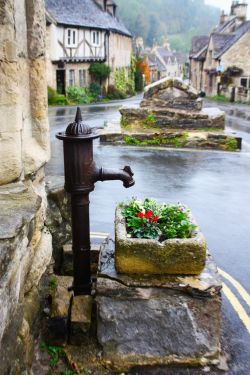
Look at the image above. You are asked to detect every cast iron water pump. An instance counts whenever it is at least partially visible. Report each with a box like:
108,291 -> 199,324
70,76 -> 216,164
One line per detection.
57,107 -> 135,296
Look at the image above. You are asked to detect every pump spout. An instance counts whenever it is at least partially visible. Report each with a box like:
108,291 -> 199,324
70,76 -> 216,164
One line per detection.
97,166 -> 135,188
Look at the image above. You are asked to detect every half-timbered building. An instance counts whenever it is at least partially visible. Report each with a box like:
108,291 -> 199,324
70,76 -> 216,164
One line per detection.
45,0 -> 132,93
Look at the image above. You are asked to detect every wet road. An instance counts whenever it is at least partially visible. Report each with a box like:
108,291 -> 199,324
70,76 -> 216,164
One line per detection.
47,97 -> 250,374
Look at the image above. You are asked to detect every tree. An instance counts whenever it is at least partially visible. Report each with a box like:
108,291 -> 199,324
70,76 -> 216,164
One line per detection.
89,63 -> 111,86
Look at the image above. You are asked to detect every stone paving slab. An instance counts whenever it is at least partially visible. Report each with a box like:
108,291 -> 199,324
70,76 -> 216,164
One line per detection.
96,239 -> 222,372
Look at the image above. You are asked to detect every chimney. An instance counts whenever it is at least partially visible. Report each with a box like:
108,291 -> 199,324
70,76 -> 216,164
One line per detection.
220,10 -> 226,25
231,1 -> 248,21
95,0 -> 107,11
107,2 -> 117,17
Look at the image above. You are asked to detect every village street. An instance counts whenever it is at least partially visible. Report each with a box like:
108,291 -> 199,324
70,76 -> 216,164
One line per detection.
47,97 -> 250,374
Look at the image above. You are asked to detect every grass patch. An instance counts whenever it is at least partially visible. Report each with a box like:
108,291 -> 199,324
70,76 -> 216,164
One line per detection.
124,133 -> 188,148
208,95 -> 230,103
225,138 -> 238,151
48,276 -> 57,291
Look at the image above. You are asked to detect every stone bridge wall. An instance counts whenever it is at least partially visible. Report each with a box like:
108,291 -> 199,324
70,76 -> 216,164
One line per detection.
0,0 -> 52,373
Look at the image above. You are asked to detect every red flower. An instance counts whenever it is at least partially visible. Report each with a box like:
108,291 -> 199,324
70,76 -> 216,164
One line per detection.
137,212 -> 144,218
145,210 -> 153,219
152,216 -> 159,222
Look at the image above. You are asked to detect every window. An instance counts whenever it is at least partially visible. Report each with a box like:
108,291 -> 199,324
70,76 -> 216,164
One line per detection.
240,77 -> 250,89
79,70 -> 86,87
66,29 -> 77,47
92,31 -> 100,46
69,70 -> 75,86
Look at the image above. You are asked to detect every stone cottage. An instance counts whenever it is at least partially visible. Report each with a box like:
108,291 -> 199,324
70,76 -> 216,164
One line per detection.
190,1 -> 250,101
45,0 -> 132,93
0,0 -> 52,373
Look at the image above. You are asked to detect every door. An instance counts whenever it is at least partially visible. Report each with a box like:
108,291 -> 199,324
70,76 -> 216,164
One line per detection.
56,70 -> 66,95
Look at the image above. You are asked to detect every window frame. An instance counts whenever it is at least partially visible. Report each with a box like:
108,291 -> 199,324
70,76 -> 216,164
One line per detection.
66,28 -> 78,48
240,77 -> 250,89
92,30 -> 101,46
68,69 -> 75,87
79,69 -> 87,87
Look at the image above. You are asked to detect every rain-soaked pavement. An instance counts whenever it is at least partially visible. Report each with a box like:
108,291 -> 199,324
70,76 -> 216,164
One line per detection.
47,96 -> 250,374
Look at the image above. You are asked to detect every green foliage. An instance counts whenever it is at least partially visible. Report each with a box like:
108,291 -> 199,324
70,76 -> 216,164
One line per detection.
121,198 -> 196,241
48,87 -> 69,106
89,63 -> 111,84
124,133 -> 188,147
48,276 -> 57,291
143,113 -> 156,127
225,138 -> 238,151
40,343 -> 65,369
113,66 -> 135,98
134,68 -> 144,92
115,0 -> 220,51
89,82 -> 102,97
107,85 -> 127,99
66,86 -> 95,104
209,95 -> 230,103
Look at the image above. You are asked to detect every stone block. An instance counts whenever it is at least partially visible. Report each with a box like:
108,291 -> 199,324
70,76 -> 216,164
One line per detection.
115,208 -> 207,275
24,228 -> 52,293
0,131 -> 22,185
50,276 -> 73,318
96,241 -> 222,373
70,296 -> 93,344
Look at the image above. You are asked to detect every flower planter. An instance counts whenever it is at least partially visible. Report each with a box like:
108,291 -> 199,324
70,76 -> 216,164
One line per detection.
115,207 -> 207,275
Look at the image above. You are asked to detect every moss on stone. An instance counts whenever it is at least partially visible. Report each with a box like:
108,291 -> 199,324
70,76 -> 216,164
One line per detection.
225,138 -> 238,151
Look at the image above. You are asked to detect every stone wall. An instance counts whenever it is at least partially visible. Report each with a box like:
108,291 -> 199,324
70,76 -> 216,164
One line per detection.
0,0 -> 51,373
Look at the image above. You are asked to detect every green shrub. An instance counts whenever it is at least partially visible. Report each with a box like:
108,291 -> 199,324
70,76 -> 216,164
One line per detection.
89,63 -> 111,85
143,113 -> 156,127
89,82 -> 101,97
47,86 -> 69,106
107,85 -> 127,100
66,86 -> 94,104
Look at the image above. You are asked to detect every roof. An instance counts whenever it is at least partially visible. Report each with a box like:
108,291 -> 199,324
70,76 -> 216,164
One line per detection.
156,48 -> 187,65
214,20 -> 250,58
190,17 -> 250,61
190,36 -> 209,58
211,33 -> 234,57
146,53 -> 166,72
45,0 -> 131,37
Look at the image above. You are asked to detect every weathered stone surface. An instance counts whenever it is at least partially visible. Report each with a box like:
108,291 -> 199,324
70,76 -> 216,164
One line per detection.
96,241 -> 222,372
98,239 -> 222,297
63,336 -> 111,375
120,106 -> 225,130
144,78 -> 199,100
115,208 -> 206,275
46,176 -> 72,270
141,78 -> 202,111
71,296 -> 93,333
0,0 -> 50,372
24,228 -> 52,293
50,276 -> 73,318
101,129 -> 241,151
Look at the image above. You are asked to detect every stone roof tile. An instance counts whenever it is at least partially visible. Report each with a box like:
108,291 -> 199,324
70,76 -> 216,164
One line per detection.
45,0 -> 131,37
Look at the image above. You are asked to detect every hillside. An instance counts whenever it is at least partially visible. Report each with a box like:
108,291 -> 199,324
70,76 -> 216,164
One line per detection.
115,0 -> 220,52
